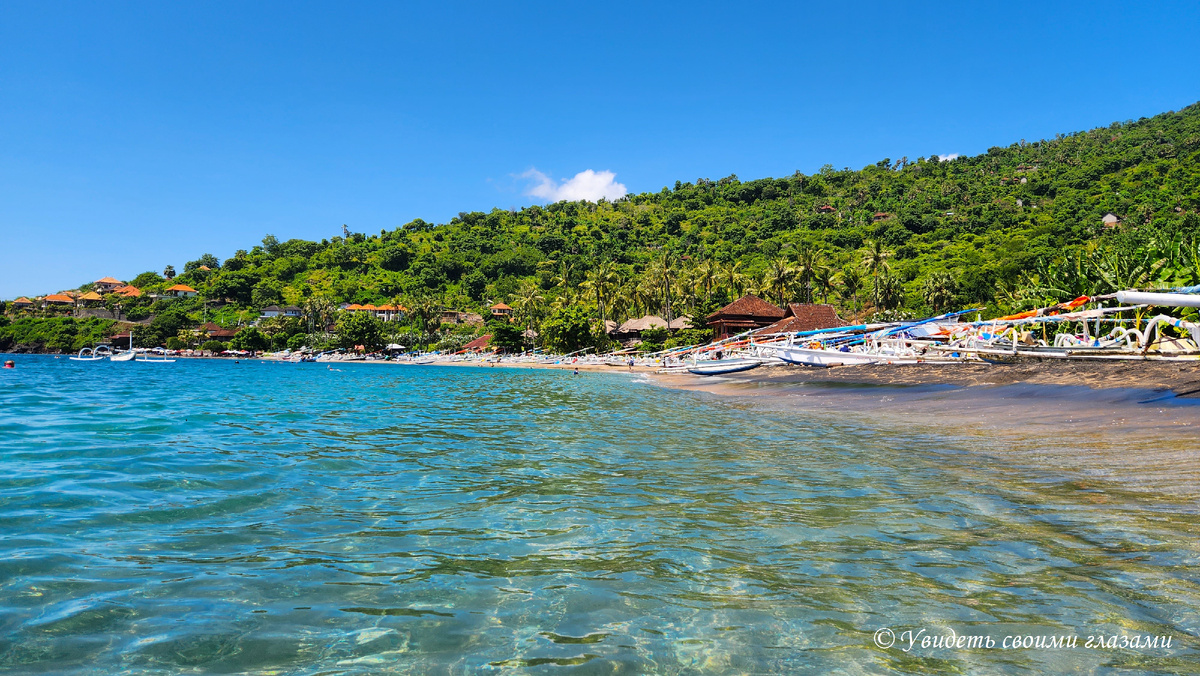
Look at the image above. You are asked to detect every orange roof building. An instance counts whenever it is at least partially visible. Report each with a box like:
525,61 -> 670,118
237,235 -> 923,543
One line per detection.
44,294 -> 75,304
94,276 -> 124,292
12,297 -> 34,306
165,284 -> 198,297
79,291 -> 105,302
115,285 -> 142,298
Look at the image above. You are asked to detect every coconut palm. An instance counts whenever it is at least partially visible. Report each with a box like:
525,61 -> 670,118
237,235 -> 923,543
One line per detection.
873,271 -> 905,311
839,265 -> 864,315
718,260 -> 749,299
580,261 -> 620,328
762,257 -> 797,305
694,258 -> 718,305
644,253 -> 676,321
302,295 -> 337,342
862,240 -> 892,306
813,263 -> 835,304
794,246 -> 821,303
513,280 -> 545,337
862,240 -> 891,280
922,271 -> 957,312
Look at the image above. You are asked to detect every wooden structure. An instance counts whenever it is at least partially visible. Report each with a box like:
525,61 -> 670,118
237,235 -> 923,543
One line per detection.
705,295 -> 786,340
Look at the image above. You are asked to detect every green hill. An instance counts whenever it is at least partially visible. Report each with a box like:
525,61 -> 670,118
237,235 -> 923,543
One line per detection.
5,102 -> 1200,353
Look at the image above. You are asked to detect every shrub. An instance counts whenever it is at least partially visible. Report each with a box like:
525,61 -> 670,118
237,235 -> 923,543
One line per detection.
201,340 -> 226,353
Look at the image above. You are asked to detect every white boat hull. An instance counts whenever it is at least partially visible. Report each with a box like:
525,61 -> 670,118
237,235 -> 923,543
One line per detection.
687,358 -> 763,376
775,345 -> 883,367
110,351 -> 136,362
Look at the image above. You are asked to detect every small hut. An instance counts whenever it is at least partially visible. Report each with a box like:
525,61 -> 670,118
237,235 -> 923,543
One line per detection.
613,315 -> 670,341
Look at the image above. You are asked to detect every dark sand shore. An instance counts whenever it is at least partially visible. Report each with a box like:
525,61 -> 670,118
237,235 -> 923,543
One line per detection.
651,360 -> 1200,398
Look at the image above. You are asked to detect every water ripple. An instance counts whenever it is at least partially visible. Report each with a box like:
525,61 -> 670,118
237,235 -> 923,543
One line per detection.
1,356 -> 1198,673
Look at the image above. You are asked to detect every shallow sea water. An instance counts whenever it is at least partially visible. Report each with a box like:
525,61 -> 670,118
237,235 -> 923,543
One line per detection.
1,355 -> 1198,674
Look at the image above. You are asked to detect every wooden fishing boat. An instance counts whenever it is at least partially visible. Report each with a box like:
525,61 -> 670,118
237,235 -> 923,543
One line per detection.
774,345 -> 882,367
687,358 -> 764,376
69,346 -> 112,361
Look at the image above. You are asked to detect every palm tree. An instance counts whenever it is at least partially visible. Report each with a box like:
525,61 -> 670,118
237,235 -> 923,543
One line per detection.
513,280 -> 545,342
794,246 -> 820,302
862,240 -> 892,307
163,265 -> 176,280
718,260 -> 749,299
922,272 -> 957,312
839,265 -> 864,316
580,261 -> 620,328
644,253 -> 676,322
694,258 -> 718,305
873,271 -> 905,311
762,257 -> 796,305
406,295 -> 440,335
813,264 -> 835,304
862,240 -> 891,279
302,295 -> 337,343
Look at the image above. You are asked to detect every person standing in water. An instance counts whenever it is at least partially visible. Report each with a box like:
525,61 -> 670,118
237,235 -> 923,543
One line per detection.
3,360 -> 14,369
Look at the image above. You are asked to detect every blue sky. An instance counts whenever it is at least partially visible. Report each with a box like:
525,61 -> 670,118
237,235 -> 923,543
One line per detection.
2,1 -> 1199,298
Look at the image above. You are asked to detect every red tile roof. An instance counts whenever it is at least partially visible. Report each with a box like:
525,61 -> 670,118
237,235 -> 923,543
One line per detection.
166,284 -> 197,293
707,295 -> 786,322
44,294 -> 75,303
462,334 -> 493,351
95,276 -> 123,285
490,302 -> 512,310
759,304 -> 847,334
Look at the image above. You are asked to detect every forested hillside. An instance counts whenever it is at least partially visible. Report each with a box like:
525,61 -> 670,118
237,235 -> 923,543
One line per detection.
5,102 -> 1200,352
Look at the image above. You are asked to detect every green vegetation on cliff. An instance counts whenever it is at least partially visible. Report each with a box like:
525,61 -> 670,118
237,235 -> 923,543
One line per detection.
6,103 -> 1200,351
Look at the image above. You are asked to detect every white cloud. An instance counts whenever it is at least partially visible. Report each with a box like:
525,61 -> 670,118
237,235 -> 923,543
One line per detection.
521,168 -> 627,202
937,153 -> 960,161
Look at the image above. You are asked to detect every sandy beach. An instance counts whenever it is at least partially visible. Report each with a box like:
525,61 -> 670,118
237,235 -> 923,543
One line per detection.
414,357 -> 1200,399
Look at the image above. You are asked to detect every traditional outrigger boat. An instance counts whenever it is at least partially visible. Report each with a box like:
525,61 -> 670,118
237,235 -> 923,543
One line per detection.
686,357 -> 765,376
69,345 -> 113,361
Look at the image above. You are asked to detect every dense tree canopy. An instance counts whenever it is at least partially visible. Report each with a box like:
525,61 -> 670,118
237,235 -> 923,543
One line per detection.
7,103 -> 1200,351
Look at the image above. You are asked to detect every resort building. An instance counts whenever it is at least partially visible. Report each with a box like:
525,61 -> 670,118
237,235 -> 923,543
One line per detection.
11,297 -> 34,310
260,305 -> 302,319
343,304 -> 404,321
705,295 -> 787,340
441,310 -> 484,327
201,322 -> 240,340
78,291 -> 105,306
94,277 -> 124,293
164,284 -> 198,298
114,285 -> 142,298
43,293 -> 76,307
490,302 -> 513,318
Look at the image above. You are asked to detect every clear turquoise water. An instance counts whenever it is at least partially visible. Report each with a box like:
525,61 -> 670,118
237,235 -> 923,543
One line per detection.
1,355 -> 1198,674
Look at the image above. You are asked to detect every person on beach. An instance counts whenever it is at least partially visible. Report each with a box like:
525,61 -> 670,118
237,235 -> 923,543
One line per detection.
627,356 -> 634,371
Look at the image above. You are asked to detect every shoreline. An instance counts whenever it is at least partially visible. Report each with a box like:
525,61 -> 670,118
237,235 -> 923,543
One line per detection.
11,349 -> 1200,398
418,357 -> 1200,400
